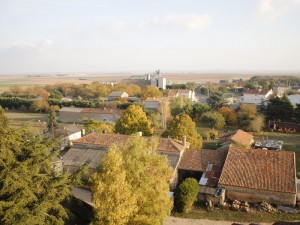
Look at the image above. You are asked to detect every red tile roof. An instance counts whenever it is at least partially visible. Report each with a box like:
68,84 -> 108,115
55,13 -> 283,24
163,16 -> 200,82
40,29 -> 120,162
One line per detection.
178,149 -> 228,172
244,89 -> 270,95
73,133 -> 185,153
220,130 -> 254,148
219,148 -> 296,193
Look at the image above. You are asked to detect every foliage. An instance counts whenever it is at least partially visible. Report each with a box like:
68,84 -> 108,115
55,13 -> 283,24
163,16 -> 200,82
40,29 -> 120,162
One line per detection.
0,97 -> 32,109
91,146 -> 137,225
50,90 -> 63,100
141,86 -> 162,100
265,95 -> 294,122
249,114 -> 265,132
91,135 -> 173,225
295,104 -> 300,122
175,178 -> 199,213
249,75 -> 300,87
163,114 -> 202,148
238,104 -> 257,117
0,106 -> 9,128
31,99 -> 50,113
199,87 -> 208,96
191,103 -> 212,123
218,86 -> 228,93
115,105 -> 153,136
47,108 -> 58,129
201,111 -> 226,129
82,118 -> 114,134
206,92 -> 228,110
218,107 -> 237,126
0,126 -> 69,224
169,96 -> 193,117
244,81 -> 259,89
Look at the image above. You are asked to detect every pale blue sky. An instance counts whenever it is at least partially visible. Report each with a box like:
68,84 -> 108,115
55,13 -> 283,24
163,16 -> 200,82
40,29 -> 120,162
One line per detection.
0,0 -> 300,74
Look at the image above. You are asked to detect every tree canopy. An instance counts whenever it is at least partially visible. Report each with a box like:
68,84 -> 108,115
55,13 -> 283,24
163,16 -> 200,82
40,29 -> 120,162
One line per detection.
141,86 -> 162,100
163,114 -> 202,148
82,117 -> 114,134
115,105 -> 154,136
265,95 -> 294,122
0,125 -> 70,224
91,135 -> 173,225
206,92 -> 228,110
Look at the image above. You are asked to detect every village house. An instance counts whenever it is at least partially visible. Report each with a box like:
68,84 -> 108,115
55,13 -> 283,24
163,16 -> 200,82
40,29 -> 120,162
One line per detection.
168,89 -> 196,102
62,133 -> 189,188
143,97 -> 161,112
273,86 -> 292,97
242,89 -> 273,104
218,147 -> 297,206
179,146 -> 297,206
287,94 -> 300,106
45,124 -> 85,150
218,129 -> 254,149
58,107 -> 124,123
107,91 -> 129,100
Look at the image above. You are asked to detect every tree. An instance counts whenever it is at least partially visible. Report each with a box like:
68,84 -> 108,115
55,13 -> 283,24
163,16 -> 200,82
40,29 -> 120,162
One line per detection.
175,178 -> 199,213
49,90 -> 63,100
47,108 -> 58,129
169,96 -> 193,117
249,114 -> 265,132
201,111 -> 226,129
31,99 -> 50,113
91,146 -> 137,225
141,86 -> 162,100
218,107 -> 237,126
295,104 -> 300,122
191,103 -> 212,123
0,106 -> 9,128
265,95 -> 294,122
82,118 -> 114,134
163,114 -> 202,148
0,125 -> 70,224
206,92 -> 228,110
91,135 -> 173,225
115,105 -> 154,136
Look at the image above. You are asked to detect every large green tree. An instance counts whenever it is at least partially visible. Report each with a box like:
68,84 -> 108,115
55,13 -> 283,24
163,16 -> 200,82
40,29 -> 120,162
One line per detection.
115,105 -> 154,136
91,135 -> 173,225
163,114 -> 202,148
0,127 -> 70,224
206,92 -> 228,110
265,95 -> 294,122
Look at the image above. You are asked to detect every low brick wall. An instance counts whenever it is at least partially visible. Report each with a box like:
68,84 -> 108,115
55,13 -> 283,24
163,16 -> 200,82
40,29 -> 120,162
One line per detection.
222,185 -> 296,206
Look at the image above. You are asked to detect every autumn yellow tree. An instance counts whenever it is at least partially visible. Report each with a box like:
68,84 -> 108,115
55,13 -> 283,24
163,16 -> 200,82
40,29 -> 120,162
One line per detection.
115,105 -> 153,136
91,135 -> 173,225
141,85 -> 162,100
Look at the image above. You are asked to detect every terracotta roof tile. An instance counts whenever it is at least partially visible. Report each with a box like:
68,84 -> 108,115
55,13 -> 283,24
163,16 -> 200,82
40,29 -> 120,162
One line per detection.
220,130 -> 254,147
219,148 -> 296,193
244,89 -> 270,95
178,149 -> 228,172
73,133 -> 185,153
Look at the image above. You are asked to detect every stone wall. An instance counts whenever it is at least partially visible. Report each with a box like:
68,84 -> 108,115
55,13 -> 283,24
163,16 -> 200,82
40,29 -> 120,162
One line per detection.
222,185 -> 296,206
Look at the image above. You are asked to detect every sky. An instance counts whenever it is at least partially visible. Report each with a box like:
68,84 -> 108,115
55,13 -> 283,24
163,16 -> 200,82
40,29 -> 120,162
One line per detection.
0,0 -> 300,74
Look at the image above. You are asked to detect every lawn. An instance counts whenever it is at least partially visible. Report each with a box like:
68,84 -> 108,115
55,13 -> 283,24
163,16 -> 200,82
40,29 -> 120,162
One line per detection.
253,131 -> 300,172
174,205 -> 300,223
6,111 -> 48,122
6,111 -> 48,133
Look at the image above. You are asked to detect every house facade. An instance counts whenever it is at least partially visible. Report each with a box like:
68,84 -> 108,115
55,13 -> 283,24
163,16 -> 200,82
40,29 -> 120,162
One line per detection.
59,107 -> 124,123
107,91 -> 129,100
243,89 -> 273,104
287,94 -> 300,106
168,89 -> 196,102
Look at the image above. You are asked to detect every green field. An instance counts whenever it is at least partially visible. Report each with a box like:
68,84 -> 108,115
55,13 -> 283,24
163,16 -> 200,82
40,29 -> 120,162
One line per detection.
6,111 -> 48,122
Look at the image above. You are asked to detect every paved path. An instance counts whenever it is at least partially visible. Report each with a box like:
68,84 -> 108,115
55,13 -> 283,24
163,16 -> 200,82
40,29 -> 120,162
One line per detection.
164,216 -> 273,225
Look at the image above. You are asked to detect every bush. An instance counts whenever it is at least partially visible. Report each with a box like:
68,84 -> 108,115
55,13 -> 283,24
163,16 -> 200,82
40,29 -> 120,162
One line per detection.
175,178 -> 199,213
201,111 -> 225,129
209,129 -> 219,140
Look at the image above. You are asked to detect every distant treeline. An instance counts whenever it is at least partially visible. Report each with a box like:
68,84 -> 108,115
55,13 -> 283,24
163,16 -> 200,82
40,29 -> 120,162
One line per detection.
0,97 -> 133,111
249,76 -> 300,87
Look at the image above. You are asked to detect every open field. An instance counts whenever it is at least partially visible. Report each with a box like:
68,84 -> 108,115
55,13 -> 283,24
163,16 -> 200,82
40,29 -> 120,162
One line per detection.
6,112 -> 48,133
0,73 -> 253,93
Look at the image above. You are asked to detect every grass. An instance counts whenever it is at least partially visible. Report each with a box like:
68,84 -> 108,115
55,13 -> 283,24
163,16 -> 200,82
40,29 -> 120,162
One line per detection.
173,205 -> 300,223
6,111 -> 48,122
6,111 -> 48,133
252,131 -> 300,172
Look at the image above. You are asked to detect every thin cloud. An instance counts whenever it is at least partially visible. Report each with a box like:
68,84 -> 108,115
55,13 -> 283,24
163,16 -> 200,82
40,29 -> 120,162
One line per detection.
256,0 -> 300,20
138,13 -> 213,31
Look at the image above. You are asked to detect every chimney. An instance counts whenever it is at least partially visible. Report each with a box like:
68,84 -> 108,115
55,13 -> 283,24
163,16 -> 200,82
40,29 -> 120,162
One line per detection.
182,136 -> 187,148
138,131 -> 142,137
